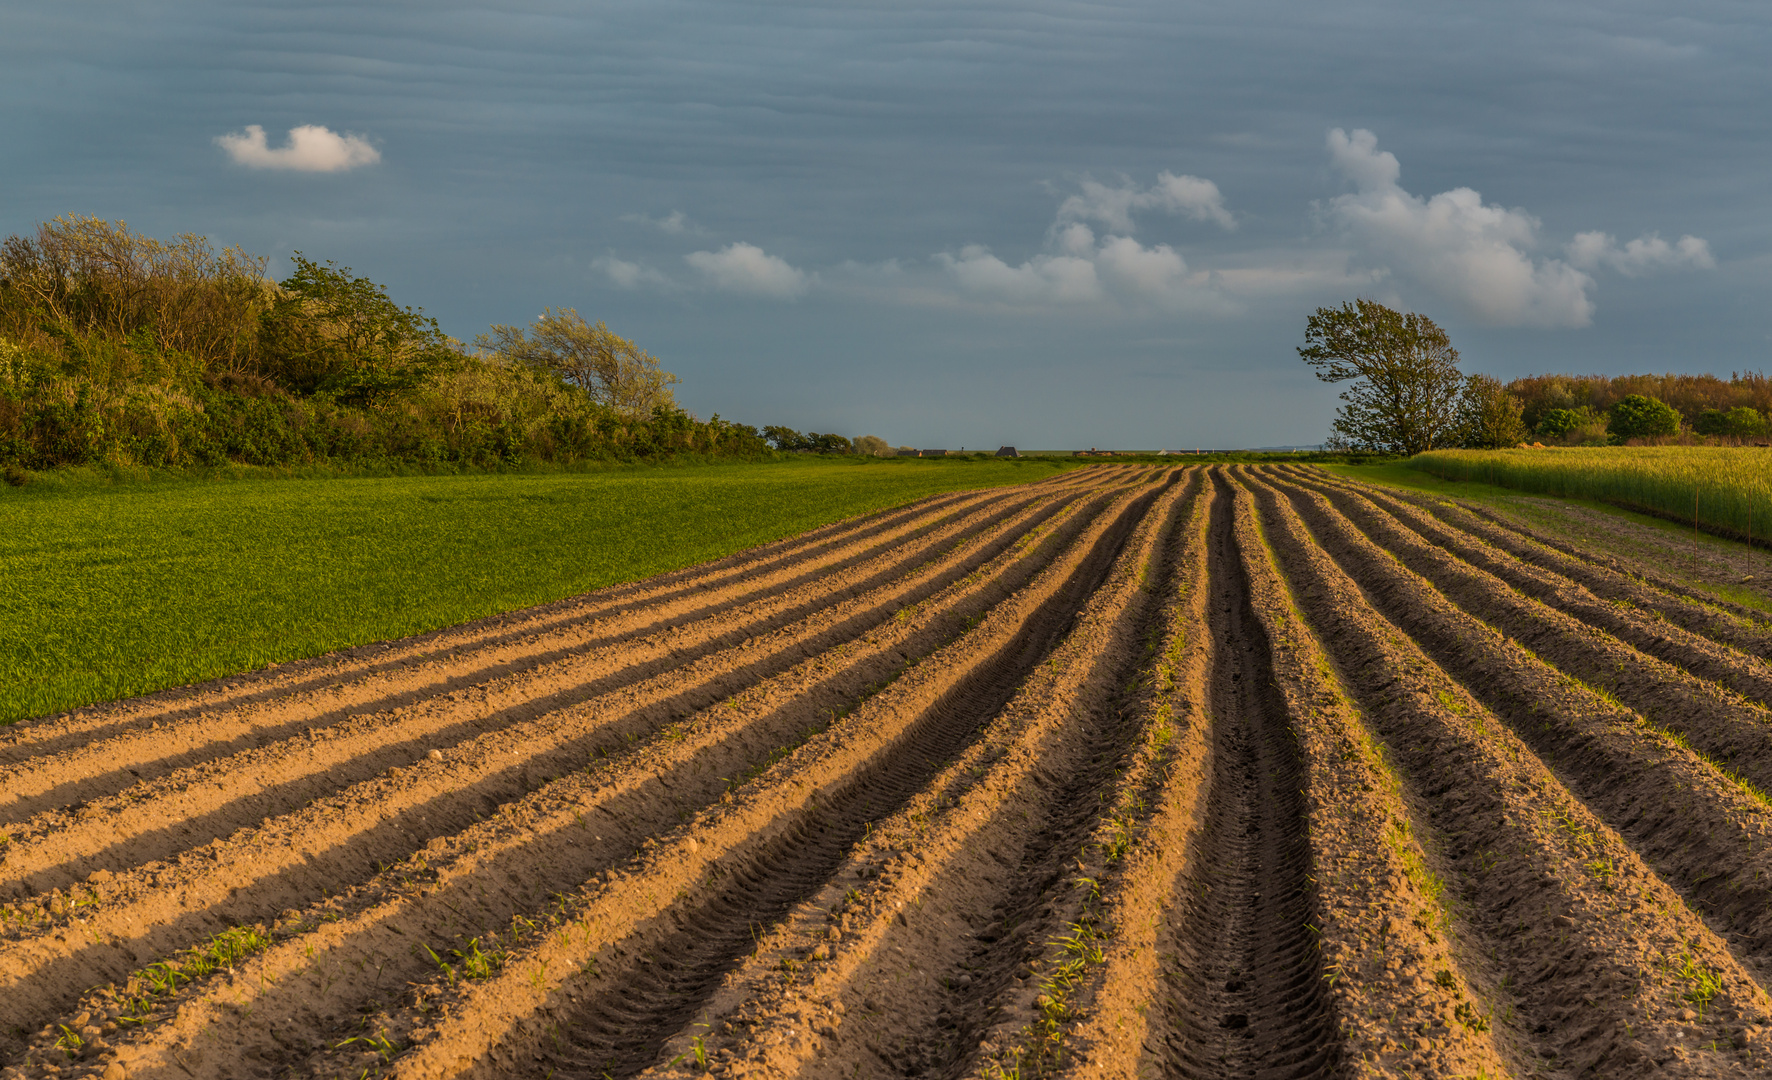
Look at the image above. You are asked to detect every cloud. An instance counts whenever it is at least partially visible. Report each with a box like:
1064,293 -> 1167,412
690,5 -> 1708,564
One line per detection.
1055,172 -> 1236,234
1095,235 -> 1190,297
1565,231 -> 1715,276
1325,128 -> 1596,328
621,210 -> 702,236
684,242 -> 810,298
593,255 -> 672,289
935,245 -> 1102,305
214,124 -> 380,172
932,169 -> 1246,310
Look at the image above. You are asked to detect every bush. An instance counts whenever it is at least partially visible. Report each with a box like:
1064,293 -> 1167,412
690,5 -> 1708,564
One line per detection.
1608,394 -> 1681,442
853,435 -> 890,457
1536,405 -> 1609,445
1693,406 -> 1767,439
0,217 -> 781,473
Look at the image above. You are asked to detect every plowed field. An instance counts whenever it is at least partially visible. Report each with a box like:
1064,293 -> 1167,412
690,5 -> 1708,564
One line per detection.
8,464 -> 1772,1080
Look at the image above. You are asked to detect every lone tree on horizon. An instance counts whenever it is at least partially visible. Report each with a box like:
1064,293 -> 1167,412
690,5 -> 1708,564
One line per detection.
1298,298 -> 1464,455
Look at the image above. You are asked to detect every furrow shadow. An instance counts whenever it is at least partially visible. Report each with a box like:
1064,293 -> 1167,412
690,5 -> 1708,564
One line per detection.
1148,471 -> 1336,1080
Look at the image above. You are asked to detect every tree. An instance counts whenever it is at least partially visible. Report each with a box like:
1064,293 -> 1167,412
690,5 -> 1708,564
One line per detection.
853,435 -> 890,457
1607,394 -> 1680,441
475,308 -> 678,416
1536,407 -> 1593,440
1457,373 -> 1527,449
763,425 -> 809,451
1694,406 -> 1767,439
258,254 -> 451,399
1298,299 -> 1464,455
1,216 -> 269,373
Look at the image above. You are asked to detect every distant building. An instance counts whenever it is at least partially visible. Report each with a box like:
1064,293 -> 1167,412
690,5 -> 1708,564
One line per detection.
920,449 -> 949,457
895,449 -> 921,457
995,446 -> 1020,458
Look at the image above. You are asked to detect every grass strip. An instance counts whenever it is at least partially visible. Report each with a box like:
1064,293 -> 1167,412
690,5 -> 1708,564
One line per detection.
0,457 -> 1075,725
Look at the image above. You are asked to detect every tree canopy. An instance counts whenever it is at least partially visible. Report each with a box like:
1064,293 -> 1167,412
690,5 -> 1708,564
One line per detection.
1298,299 -> 1464,455
1607,394 -> 1681,440
1455,373 -> 1527,449
474,308 -> 678,416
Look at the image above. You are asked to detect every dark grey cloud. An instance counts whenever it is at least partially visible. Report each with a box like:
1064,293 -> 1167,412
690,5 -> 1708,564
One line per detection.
3,1 -> 1767,447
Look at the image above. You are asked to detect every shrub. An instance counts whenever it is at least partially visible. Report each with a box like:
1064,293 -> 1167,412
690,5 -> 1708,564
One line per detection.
0,218 -> 780,472
853,435 -> 890,457
1693,406 -> 1767,439
1537,405 -> 1609,445
1608,394 -> 1681,442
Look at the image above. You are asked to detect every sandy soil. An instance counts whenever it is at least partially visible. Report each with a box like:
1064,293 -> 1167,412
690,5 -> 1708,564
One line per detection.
7,462 -> 1772,1080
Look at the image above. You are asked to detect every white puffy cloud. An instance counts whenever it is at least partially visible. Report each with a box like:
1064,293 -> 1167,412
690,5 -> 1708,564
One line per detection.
684,242 -> 810,298
935,169 -> 1242,310
1565,231 -> 1715,276
1095,236 -> 1189,297
593,255 -> 672,289
1325,128 -> 1401,193
1324,128 -> 1716,328
1325,127 -> 1596,328
1055,172 -> 1236,235
214,124 -> 380,172
935,245 -> 1102,305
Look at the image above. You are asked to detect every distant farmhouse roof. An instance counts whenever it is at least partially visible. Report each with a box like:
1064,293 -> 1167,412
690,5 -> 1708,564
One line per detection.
919,449 -> 949,457
995,446 -> 1019,457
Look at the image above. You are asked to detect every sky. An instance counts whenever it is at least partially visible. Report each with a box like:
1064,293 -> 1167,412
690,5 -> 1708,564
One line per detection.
4,1 -> 1767,449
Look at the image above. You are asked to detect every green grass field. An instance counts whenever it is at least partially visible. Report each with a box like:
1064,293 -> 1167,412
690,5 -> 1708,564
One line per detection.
0,458 -> 1077,725
1408,447 -> 1772,543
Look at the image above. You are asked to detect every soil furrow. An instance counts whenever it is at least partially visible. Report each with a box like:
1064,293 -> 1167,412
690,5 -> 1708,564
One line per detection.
1007,469 -> 1218,1080
1246,468 -> 1772,1076
24,463 -> 1772,1080
0,487 -> 1000,763
0,488 -> 1042,822
1288,470 -> 1772,699
0,485 -> 1068,896
49,475 -> 1165,1080
1449,493 -> 1772,629
1258,474 -> 1772,985
373,476 -> 1171,1080
1214,470 -> 1509,1080
1286,473 -> 1772,800
1145,471 -> 1337,1080
0,483 -> 1131,1066
1290,467 -> 1772,660
622,472 -> 1201,1080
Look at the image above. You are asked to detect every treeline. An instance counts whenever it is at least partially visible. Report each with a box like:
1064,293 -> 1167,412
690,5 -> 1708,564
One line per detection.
0,217 -> 778,475
1296,299 -> 1772,454
1508,372 -> 1772,444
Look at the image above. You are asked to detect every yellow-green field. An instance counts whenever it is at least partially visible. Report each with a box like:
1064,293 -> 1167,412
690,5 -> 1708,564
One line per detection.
1409,446 -> 1772,544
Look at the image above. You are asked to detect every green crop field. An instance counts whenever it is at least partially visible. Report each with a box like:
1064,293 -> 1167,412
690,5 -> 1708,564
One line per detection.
1409,447 -> 1772,544
0,457 -> 1076,726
